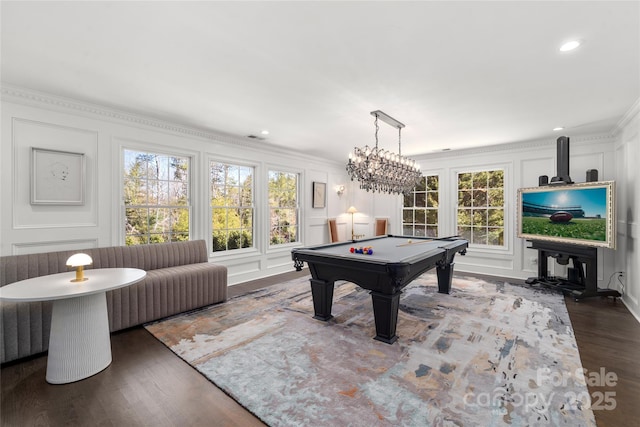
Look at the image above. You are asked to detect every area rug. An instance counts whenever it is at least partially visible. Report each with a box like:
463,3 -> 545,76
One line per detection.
145,274 -> 596,426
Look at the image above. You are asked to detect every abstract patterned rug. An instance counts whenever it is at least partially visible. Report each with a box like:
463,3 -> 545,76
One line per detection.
145,274 -> 596,426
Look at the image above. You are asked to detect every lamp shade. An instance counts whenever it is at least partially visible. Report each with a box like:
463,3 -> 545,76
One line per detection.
66,253 -> 93,267
347,206 -> 358,214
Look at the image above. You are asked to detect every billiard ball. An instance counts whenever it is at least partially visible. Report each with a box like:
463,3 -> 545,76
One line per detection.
350,247 -> 355,253
407,239 -> 413,244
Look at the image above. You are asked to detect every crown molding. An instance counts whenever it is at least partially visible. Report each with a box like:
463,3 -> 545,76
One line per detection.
612,97 -> 640,135
413,132 -> 614,161
1,84 -> 344,167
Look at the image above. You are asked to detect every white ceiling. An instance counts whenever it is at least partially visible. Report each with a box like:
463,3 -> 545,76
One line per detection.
2,1 -> 639,163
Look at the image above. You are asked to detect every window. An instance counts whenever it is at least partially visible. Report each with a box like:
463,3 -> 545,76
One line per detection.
268,170 -> 299,245
457,170 -> 504,246
402,175 -> 439,237
124,149 -> 190,245
210,162 -> 254,252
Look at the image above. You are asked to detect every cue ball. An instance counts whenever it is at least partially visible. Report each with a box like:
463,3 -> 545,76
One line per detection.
408,239 -> 413,244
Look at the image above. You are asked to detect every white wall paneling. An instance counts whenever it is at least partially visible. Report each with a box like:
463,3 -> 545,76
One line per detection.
2,86 -> 638,315
613,98 -> 640,321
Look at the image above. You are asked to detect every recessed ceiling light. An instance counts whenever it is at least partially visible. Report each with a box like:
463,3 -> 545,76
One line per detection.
261,130 -> 270,135
553,127 -> 564,131
559,40 -> 581,52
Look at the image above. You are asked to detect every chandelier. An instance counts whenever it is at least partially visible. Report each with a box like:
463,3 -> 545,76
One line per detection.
346,110 -> 422,195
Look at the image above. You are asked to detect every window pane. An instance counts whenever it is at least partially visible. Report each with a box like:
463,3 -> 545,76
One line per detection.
126,208 -> 149,236
488,170 -> 504,188
170,181 -> 188,205
427,210 -> 438,225
488,189 -> 503,207
227,187 -> 240,206
171,208 -> 190,234
415,193 -> 426,207
427,191 -> 438,208
473,189 -> 487,207
212,208 -> 228,229
488,209 -> 504,227
458,226 -> 471,241
473,209 -> 488,226
403,193 -> 414,207
458,173 -> 472,189
415,209 -> 426,225
241,187 -> 252,206
212,231 -> 227,252
472,172 -> 488,189
472,228 -> 488,245
457,209 -> 471,226
427,176 -> 438,191
458,191 -> 472,207
157,181 -> 169,205
488,228 -> 504,245
403,209 -> 414,223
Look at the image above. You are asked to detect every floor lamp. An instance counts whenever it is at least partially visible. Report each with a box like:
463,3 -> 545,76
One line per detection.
347,206 -> 357,240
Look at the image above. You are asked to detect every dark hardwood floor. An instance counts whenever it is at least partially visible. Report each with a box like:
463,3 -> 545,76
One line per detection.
2,271 -> 639,427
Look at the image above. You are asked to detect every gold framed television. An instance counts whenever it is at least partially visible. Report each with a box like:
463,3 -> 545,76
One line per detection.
517,181 -> 615,249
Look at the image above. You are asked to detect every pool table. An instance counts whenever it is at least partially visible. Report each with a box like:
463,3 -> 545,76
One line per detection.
291,235 -> 468,344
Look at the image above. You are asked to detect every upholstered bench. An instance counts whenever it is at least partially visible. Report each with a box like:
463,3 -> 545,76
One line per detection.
0,240 -> 227,364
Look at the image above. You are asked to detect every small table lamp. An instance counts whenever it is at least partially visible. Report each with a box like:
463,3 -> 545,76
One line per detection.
66,253 -> 93,282
347,206 -> 358,240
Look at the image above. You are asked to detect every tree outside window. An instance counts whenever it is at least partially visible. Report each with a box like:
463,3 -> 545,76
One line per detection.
457,170 -> 504,245
268,170 -> 299,245
211,162 -> 254,252
124,149 -> 190,245
402,175 -> 439,237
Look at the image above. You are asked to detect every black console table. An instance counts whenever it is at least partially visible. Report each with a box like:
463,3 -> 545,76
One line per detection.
525,240 -> 620,300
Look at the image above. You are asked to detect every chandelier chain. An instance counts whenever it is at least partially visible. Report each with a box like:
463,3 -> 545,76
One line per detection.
374,114 -> 379,149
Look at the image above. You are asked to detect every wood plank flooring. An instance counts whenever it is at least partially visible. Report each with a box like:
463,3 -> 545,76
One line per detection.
2,271 -> 639,427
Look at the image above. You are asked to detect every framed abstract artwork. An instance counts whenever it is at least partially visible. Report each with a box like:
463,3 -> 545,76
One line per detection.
31,147 -> 85,205
313,181 -> 326,208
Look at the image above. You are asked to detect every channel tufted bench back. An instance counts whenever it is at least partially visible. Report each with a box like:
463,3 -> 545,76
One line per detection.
0,240 -> 227,364
1,240 -> 208,284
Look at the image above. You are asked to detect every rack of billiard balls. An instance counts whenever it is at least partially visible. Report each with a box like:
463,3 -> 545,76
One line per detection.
350,246 -> 373,255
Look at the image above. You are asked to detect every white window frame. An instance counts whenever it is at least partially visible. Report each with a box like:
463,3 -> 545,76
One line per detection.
402,173 -> 440,237
209,158 -> 257,255
266,167 -> 302,250
121,144 -> 193,246
453,164 -> 511,253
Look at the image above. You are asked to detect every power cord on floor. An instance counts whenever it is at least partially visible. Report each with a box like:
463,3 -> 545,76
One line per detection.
606,271 -> 625,295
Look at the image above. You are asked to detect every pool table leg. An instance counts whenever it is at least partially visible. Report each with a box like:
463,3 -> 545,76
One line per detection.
310,278 -> 334,321
371,291 -> 400,344
436,261 -> 455,294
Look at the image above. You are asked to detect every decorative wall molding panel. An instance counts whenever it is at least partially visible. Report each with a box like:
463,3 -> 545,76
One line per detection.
12,238 -> 98,255
11,118 -> 98,229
